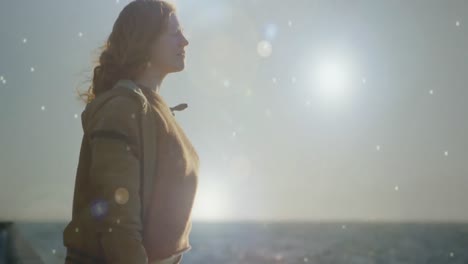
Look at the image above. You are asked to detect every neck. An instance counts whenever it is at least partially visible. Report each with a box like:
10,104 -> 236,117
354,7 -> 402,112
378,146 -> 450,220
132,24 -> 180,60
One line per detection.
134,67 -> 166,94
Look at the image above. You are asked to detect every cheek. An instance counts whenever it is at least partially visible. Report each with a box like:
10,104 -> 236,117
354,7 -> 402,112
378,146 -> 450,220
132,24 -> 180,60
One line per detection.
152,42 -> 175,63
163,37 -> 180,55
150,45 -> 164,62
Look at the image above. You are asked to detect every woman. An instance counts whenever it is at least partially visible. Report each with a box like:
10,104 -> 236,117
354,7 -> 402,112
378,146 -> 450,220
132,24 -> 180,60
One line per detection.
63,1 -> 198,263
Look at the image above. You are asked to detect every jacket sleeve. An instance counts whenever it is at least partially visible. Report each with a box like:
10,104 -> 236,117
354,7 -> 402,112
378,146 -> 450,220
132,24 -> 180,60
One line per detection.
87,95 -> 148,264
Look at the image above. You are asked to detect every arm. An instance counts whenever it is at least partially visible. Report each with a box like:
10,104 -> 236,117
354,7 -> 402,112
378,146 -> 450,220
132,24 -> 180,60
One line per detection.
88,96 -> 148,264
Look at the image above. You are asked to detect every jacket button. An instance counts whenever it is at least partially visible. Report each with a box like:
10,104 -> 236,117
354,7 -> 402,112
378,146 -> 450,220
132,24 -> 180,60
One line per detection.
115,187 -> 129,205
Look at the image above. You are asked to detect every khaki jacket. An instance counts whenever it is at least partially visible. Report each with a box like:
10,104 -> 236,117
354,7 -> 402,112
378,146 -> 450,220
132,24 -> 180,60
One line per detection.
63,79 -> 184,263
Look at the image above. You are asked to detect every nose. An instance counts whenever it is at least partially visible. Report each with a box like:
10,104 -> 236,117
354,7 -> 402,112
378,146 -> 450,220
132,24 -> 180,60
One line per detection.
181,34 -> 189,47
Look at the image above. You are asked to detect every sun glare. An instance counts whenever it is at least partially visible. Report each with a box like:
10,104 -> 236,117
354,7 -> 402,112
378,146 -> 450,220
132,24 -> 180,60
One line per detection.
192,181 -> 229,221
314,58 -> 354,102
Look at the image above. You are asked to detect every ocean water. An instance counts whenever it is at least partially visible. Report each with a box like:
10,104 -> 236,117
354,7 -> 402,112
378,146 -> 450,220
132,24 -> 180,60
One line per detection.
6,221 -> 468,264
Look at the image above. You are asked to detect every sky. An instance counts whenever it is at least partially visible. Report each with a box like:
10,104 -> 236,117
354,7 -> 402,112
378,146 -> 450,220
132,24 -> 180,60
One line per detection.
1,0 -> 468,223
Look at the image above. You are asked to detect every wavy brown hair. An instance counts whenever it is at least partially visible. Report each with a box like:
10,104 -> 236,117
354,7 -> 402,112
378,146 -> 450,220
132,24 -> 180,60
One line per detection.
75,0 -> 176,104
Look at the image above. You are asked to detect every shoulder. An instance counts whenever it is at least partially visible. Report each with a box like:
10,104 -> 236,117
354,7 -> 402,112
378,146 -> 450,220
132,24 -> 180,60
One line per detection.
96,96 -> 141,122
88,95 -> 142,136
103,95 -> 141,113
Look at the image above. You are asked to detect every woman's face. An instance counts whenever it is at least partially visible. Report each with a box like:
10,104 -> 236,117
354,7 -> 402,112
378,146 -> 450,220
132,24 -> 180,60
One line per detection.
150,13 -> 189,74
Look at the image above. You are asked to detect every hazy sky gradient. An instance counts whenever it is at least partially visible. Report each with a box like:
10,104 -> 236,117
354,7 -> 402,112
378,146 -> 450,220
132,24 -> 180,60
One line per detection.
1,0 -> 468,222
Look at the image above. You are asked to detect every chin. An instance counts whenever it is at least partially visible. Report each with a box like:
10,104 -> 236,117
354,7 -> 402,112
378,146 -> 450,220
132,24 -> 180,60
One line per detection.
166,61 -> 185,73
174,65 -> 185,72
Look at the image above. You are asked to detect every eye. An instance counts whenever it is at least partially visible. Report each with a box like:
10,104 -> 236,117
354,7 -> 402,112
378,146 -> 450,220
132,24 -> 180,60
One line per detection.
173,27 -> 184,35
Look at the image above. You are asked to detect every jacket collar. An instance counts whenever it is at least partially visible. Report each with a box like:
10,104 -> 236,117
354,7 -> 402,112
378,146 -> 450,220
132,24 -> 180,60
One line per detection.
122,79 -> 188,116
